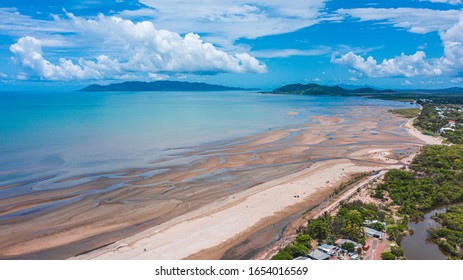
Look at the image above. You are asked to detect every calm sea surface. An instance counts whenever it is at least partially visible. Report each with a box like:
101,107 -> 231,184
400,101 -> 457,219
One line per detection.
0,90 -> 414,192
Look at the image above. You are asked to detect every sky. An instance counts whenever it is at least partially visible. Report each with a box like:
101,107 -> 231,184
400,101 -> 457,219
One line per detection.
1,0 -> 463,90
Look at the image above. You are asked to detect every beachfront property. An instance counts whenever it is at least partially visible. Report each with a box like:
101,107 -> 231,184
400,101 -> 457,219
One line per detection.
302,242 -> 358,261
306,243 -> 360,260
302,229 -> 389,261
439,127 -> 455,134
293,221 -> 388,261
434,105 -> 463,135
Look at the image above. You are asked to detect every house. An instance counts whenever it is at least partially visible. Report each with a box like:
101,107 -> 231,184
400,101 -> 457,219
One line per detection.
364,220 -> 386,228
448,120 -> 456,128
439,127 -> 455,134
364,227 -> 384,239
317,244 -> 337,255
308,249 -> 330,260
335,239 -> 361,249
294,256 -> 310,260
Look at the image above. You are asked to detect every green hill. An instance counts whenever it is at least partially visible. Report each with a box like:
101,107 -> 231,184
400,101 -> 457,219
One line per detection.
272,83 -> 394,96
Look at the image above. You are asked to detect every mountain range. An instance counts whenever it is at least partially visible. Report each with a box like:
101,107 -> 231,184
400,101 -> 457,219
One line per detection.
79,81 -> 249,92
79,81 -> 463,98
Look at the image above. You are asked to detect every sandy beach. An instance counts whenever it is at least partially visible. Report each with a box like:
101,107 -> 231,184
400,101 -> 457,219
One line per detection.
72,160 -> 393,260
72,106 -> 425,260
403,117 -> 443,145
0,104 -> 426,260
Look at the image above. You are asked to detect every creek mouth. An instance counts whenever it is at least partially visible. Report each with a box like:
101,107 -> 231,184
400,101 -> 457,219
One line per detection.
401,205 -> 454,260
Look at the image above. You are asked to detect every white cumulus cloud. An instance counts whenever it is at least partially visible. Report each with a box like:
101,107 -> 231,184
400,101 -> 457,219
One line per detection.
332,51 -> 447,77
10,36 -> 116,80
9,12 -> 267,80
402,80 -> 413,86
333,8 -> 463,78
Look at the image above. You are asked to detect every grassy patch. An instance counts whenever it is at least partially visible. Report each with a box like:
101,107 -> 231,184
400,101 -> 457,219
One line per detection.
388,108 -> 420,118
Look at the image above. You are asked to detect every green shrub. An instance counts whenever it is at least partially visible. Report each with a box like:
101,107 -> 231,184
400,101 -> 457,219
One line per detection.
381,251 -> 396,260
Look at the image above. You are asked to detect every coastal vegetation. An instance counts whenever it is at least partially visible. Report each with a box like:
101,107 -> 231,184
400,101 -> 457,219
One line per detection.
375,145 -> 463,258
400,102 -> 463,143
271,235 -> 313,260
389,245 -> 404,258
291,145 -> 463,258
388,108 -> 420,119
429,205 -> 463,259
271,83 -> 393,96
373,103 -> 463,258
381,251 -> 396,260
330,173 -> 371,198
413,105 -> 447,134
445,128 -> 463,144
376,145 -> 463,220
272,144 -> 463,260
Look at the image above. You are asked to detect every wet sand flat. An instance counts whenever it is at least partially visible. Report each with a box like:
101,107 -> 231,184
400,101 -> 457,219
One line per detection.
0,106 -> 424,259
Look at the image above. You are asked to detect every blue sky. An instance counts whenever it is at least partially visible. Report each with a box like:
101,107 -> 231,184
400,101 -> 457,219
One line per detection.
1,0 -> 463,90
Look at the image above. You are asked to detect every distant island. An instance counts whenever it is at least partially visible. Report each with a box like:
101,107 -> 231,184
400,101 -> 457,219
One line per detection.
79,81 -> 251,92
271,83 -> 394,95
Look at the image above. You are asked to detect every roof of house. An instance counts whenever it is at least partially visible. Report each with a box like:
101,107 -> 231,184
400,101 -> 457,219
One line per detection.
364,226 -> 384,237
294,256 -> 310,260
308,250 -> 330,260
319,244 -> 336,250
364,220 -> 386,226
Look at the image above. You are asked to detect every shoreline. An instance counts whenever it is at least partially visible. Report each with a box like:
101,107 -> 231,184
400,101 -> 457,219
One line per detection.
69,107 -> 426,260
253,108 -> 443,260
72,159 -> 398,260
402,114 -> 443,145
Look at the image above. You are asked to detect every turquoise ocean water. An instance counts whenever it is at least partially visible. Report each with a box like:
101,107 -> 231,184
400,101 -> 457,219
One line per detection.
0,90 -> 414,193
